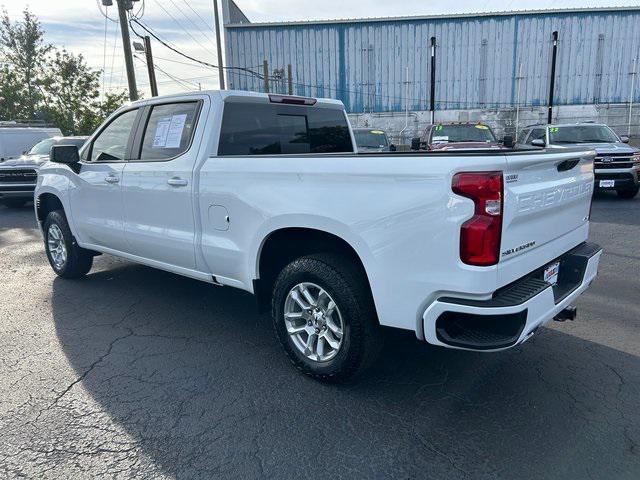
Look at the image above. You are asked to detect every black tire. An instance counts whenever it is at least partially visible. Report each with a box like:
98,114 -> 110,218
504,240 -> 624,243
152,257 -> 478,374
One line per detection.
272,253 -> 382,382
3,198 -> 27,208
617,186 -> 639,199
43,210 -> 93,278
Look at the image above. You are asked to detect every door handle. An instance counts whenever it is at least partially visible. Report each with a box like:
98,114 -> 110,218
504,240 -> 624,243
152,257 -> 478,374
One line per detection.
167,177 -> 188,187
105,174 -> 119,184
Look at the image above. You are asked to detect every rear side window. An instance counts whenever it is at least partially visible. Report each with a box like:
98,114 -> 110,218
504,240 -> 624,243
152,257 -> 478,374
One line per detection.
139,102 -> 199,160
218,103 -> 353,156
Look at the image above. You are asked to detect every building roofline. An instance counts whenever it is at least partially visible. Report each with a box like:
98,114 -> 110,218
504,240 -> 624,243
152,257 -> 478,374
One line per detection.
224,6 -> 640,28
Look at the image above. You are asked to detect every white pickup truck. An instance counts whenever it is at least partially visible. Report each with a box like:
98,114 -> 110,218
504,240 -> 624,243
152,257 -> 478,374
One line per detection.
35,90 -> 602,381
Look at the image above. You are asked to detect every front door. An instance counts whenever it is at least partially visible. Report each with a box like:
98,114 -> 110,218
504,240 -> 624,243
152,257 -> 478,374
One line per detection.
69,108 -> 139,252
121,100 -> 203,270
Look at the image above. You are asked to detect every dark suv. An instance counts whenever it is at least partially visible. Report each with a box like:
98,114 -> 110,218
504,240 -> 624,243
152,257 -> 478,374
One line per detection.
518,123 -> 640,199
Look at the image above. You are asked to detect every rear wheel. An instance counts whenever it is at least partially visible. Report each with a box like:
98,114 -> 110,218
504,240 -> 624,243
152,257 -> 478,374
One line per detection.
3,198 -> 27,208
44,210 -> 93,278
272,253 -> 381,382
617,186 -> 639,199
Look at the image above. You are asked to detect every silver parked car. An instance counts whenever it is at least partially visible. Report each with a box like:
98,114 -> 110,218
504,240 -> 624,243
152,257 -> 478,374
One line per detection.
518,123 -> 639,199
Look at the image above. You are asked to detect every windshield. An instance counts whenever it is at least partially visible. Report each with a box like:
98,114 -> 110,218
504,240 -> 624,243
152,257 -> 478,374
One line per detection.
430,124 -> 496,143
354,130 -> 388,148
27,137 -> 86,155
28,138 -> 56,155
549,125 -> 620,144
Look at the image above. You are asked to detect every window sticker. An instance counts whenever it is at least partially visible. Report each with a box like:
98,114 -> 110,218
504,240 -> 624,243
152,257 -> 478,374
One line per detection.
152,116 -> 172,148
475,124 -> 489,130
435,125 -> 444,131
370,130 -> 385,134
432,135 -> 449,142
165,114 -> 187,148
152,114 -> 187,149
550,127 -> 559,133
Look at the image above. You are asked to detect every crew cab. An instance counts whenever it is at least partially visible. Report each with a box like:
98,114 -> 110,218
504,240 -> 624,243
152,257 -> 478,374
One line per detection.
35,90 -> 602,381
518,123 -> 640,199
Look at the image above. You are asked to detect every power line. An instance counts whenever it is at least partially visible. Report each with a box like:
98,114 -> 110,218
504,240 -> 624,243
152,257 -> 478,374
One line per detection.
149,0 -> 214,55
129,18 -> 264,79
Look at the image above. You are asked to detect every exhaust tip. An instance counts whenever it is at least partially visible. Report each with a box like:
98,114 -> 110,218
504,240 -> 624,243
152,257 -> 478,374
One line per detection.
554,305 -> 577,322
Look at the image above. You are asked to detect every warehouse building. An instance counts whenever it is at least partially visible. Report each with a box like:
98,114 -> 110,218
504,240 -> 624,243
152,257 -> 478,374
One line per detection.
221,2 -> 640,142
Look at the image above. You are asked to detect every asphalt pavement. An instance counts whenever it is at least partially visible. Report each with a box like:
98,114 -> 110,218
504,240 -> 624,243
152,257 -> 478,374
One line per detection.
0,192 -> 638,479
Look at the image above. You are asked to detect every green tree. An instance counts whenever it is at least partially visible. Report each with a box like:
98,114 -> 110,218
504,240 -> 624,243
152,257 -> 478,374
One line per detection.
0,8 -> 51,119
41,50 -> 131,135
41,49 -> 101,135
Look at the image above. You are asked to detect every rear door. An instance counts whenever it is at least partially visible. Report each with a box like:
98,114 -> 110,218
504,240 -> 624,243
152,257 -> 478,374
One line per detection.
500,149 -> 594,266
121,99 -> 205,270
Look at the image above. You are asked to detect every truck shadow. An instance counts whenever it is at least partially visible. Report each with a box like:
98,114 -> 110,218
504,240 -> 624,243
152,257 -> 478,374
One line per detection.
50,259 -> 640,479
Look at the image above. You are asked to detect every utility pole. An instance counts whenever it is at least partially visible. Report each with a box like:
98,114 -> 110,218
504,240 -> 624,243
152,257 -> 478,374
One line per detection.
547,31 -> 559,124
143,36 -> 158,97
287,64 -> 293,95
429,36 -> 437,123
213,0 -> 225,89
116,0 -> 138,101
629,57 -> 637,137
263,60 -> 270,93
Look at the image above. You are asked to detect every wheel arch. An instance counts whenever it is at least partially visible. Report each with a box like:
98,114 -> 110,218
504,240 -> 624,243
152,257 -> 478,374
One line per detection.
252,225 -> 378,319
36,192 -> 65,228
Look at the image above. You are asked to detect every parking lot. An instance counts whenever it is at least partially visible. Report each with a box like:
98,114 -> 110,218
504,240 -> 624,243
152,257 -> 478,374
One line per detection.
0,193 -> 638,479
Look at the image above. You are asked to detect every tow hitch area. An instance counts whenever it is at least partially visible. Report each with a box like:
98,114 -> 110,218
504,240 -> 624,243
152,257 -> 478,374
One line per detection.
554,306 -> 577,322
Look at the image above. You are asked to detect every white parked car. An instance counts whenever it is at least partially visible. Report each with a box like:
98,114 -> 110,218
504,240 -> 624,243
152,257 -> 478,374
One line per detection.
34,90 -> 602,381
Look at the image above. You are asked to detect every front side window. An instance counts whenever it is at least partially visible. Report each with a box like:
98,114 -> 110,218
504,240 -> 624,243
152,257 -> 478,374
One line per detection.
139,102 -> 199,160
526,128 -> 546,144
218,103 -> 352,156
90,109 -> 138,162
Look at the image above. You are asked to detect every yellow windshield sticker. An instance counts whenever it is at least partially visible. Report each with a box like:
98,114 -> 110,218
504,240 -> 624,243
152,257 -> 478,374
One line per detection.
370,130 -> 384,134
550,127 -> 559,133
436,125 -> 444,131
475,124 -> 489,130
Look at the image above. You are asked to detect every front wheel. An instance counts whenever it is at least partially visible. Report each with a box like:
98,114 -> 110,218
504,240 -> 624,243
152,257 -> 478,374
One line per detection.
617,186 -> 639,199
44,210 -> 93,278
272,253 -> 381,382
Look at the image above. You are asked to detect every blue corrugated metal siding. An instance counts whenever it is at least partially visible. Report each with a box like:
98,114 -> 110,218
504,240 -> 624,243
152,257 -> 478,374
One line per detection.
225,10 -> 640,112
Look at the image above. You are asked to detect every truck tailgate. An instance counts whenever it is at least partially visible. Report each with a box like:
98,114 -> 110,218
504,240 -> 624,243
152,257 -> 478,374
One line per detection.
499,149 -> 595,281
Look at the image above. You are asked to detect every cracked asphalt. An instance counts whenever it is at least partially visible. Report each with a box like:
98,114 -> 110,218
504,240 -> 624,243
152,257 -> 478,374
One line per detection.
0,192 -> 639,479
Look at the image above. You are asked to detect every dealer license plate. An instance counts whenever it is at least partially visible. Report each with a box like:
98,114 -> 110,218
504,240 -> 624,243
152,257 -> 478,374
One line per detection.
544,261 -> 560,286
599,180 -> 615,188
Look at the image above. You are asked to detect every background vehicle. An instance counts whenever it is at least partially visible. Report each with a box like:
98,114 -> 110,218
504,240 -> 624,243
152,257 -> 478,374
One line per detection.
34,91 -> 601,381
0,123 -> 62,163
412,122 -> 506,151
518,123 -> 640,199
353,128 -> 394,152
0,136 -> 87,208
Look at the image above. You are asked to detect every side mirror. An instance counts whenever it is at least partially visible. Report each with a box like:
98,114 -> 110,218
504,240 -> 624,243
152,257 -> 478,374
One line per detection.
411,137 -> 421,150
50,145 -> 80,165
389,144 -> 397,152
531,139 -> 546,148
502,135 -> 514,148
620,135 -> 630,144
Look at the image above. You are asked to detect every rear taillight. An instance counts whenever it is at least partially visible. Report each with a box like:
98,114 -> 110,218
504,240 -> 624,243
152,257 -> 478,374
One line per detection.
452,172 -> 503,266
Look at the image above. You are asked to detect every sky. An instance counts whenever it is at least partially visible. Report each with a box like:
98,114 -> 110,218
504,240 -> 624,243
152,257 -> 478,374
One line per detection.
1,0 -> 639,98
